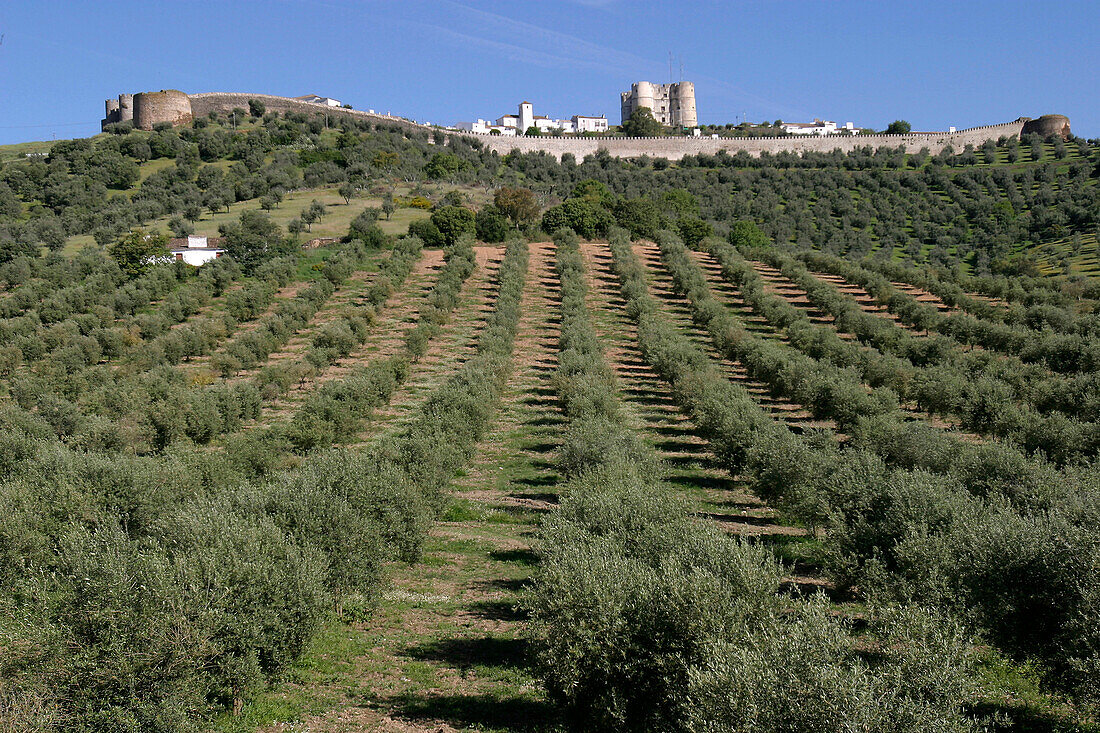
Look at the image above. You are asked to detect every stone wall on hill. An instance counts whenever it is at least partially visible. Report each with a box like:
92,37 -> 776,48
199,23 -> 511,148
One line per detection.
188,93 -> 428,134
471,120 -> 1030,161
186,92 -> 1041,161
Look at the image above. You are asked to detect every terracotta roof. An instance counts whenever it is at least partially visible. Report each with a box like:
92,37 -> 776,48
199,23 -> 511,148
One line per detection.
168,237 -> 226,248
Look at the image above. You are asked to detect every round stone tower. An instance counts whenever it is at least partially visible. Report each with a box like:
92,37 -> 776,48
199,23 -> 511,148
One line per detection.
634,81 -> 656,116
672,81 -> 697,128
133,90 -> 192,130
1021,114 -> 1071,140
118,94 -> 134,122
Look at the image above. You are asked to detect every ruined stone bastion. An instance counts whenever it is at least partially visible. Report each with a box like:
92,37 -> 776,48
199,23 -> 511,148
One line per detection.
104,91 -> 1067,161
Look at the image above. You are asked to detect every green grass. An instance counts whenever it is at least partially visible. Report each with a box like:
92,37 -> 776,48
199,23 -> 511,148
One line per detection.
0,137 -> 61,163
60,181 -> 487,256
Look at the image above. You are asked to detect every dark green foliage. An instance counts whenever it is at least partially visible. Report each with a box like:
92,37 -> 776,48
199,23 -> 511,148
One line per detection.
109,229 -> 170,280
407,218 -> 444,248
530,228 -> 984,731
621,106 -> 665,137
541,198 -> 616,239
429,205 -> 475,246
347,208 -> 384,247
220,210 -> 290,275
612,197 -> 664,240
474,204 -> 510,243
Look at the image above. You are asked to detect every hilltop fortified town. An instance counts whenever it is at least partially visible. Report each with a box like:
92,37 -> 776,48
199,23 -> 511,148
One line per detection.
100,88 -> 1070,162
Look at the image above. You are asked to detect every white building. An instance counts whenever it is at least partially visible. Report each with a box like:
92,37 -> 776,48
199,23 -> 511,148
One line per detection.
478,102 -> 607,136
780,119 -> 857,136
518,101 -> 534,135
295,94 -> 342,107
455,119 -> 516,136
166,235 -> 227,266
572,114 -> 609,133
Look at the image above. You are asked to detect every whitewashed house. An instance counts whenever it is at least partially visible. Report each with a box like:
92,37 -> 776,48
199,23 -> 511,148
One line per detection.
294,94 -> 343,107
781,120 -> 858,136
572,114 -> 609,133
166,235 -> 227,266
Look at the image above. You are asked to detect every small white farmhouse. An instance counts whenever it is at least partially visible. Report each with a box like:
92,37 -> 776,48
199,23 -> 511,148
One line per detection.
167,235 -> 227,266
294,94 -> 343,107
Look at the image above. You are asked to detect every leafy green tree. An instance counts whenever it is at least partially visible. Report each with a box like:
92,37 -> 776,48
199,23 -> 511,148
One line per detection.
301,200 -> 326,232
621,107 -> 664,137
885,120 -> 912,135
221,210 -> 288,274
338,182 -> 356,205
475,205 -> 511,243
613,197 -> 664,240
408,218 -> 444,248
542,199 -> 616,239
430,206 -> 476,246
572,179 -> 615,207
287,218 -> 303,242
381,192 -> 395,220
728,220 -> 772,249
354,206 -> 389,246
372,150 -> 400,174
423,152 -> 469,181
677,218 -> 714,248
109,229 -> 170,279
661,188 -> 700,218
248,99 -> 265,118
493,187 -> 540,229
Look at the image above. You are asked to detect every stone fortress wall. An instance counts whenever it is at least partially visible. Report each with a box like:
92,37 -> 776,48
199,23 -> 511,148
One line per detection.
104,91 -> 1064,161
472,119 -> 1032,160
189,92 -> 426,133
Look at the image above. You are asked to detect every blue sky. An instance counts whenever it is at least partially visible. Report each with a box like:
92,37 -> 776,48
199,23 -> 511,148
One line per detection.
1,0 -> 1097,145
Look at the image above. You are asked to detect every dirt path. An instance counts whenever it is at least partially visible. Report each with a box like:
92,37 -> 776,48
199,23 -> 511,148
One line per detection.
808,269 -> 934,334
258,242 -> 562,732
744,259 -> 853,335
580,241 -> 802,538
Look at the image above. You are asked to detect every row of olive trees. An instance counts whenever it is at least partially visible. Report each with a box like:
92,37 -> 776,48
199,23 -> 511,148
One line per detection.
706,233 -> 1100,461
859,255 -> 1100,333
803,248 -> 1100,373
0,239 -> 531,730
606,226 -> 1100,707
527,228 -> 985,732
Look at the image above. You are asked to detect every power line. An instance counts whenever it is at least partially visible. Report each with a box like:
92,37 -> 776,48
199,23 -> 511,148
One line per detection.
0,121 -> 92,129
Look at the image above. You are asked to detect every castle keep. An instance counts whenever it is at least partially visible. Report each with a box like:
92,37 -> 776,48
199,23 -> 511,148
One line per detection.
621,81 -> 697,128
102,90 -> 193,131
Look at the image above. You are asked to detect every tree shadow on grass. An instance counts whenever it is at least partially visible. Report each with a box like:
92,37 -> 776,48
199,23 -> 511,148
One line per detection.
387,690 -> 561,732
470,598 -> 529,622
490,548 -> 539,566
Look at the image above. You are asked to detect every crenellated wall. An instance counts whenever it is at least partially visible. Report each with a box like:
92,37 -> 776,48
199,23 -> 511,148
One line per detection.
471,119 -> 1030,160
188,92 -> 427,133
